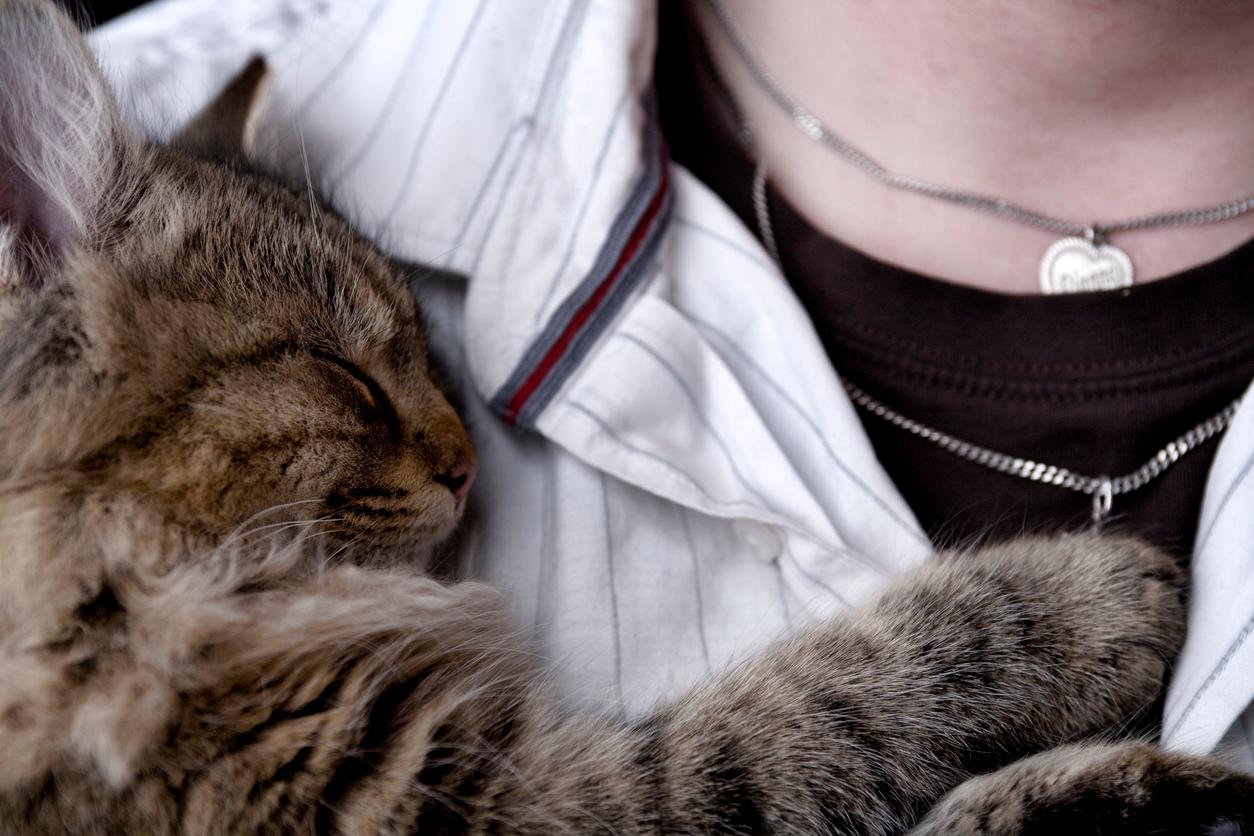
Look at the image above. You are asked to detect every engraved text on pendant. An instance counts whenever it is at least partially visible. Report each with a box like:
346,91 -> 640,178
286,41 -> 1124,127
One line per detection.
1039,237 -> 1134,294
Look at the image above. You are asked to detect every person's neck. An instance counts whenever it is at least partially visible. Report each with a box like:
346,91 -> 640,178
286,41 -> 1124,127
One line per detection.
698,0 -> 1254,294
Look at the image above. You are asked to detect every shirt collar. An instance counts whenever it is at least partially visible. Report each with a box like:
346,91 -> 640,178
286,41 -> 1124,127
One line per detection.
98,0 -> 927,561
1164,383 -> 1254,753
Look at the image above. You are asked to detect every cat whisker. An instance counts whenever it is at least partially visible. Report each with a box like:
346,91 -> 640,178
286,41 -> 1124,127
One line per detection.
295,116 -> 327,275
326,531 -> 366,563
215,500 -> 333,552
235,516 -> 346,539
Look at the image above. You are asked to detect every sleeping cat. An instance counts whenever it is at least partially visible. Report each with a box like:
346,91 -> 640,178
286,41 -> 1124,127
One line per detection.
0,1 -> 1250,833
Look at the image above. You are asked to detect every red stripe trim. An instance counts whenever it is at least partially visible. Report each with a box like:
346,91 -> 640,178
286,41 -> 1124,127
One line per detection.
501,153 -> 671,424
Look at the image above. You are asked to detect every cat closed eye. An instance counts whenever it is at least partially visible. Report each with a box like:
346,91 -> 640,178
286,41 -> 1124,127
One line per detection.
311,350 -> 397,425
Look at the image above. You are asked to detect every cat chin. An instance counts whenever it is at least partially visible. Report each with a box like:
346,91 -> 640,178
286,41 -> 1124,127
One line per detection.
346,543 -> 440,572
313,524 -> 457,572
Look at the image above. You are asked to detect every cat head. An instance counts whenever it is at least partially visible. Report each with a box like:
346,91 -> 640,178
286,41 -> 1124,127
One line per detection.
0,0 -> 477,563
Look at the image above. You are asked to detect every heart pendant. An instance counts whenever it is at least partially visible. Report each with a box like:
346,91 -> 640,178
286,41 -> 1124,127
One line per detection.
1039,236 -> 1134,294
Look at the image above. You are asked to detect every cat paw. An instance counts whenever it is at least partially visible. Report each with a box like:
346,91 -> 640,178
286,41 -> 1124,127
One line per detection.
908,742 -> 1254,835
942,533 -> 1187,726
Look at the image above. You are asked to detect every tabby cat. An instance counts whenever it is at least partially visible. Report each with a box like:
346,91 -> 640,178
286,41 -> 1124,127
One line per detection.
0,1 -> 1251,833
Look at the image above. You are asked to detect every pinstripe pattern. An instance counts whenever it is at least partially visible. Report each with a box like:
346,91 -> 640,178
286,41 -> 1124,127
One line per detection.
679,507 -> 713,674
614,332 -> 776,509
533,448 -> 557,634
775,558 -> 795,628
683,309 -> 928,546
602,472 -> 625,713
327,1 -> 438,184
464,117 -> 539,279
563,401 -> 724,503
784,552 -> 852,610
1166,613 -> 1254,742
379,0 -> 489,225
1161,391 -> 1254,751
674,215 -> 776,271
293,0 -> 392,117
94,0 -> 1254,758
445,119 -> 531,267
533,88 -> 634,329
471,0 -> 591,282
1194,449 -> 1254,557
461,0 -> 589,282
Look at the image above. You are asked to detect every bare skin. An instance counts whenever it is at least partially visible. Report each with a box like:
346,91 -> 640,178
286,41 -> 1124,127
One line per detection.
698,0 -> 1254,293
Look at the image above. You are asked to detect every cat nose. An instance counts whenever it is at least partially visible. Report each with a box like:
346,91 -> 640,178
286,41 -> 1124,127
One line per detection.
433,460 -> 476,503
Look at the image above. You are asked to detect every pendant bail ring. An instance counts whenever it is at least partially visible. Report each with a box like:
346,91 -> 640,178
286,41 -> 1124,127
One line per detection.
1092,477 -> 1114,529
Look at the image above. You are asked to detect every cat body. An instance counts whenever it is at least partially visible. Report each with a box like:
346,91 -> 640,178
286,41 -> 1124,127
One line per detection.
0,1 -> 1251,832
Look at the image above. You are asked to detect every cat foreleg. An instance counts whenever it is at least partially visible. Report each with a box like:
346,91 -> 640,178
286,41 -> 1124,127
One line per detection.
908,741 -> 1254,835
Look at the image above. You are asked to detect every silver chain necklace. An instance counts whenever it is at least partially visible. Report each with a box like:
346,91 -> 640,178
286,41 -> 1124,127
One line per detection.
844,379 -> 1240,528
699,3 -> 1245,527
749,147 -> 1244,530
705,0 -> 1254,295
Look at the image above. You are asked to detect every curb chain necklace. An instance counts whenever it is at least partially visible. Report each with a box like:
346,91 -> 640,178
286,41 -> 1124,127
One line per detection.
705,0 -> 1254,294
700,0 -> 1245,527
844,380 -> 1240,529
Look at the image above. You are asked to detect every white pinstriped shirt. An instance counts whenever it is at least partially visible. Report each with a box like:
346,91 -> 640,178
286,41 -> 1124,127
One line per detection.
93,0 -> 1254,764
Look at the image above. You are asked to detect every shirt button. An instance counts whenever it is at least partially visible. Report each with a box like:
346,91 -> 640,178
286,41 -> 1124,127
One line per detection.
734,519 -> 783,562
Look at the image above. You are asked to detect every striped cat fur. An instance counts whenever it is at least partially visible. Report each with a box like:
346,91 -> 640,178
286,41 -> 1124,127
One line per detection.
0,1 -> 1251,832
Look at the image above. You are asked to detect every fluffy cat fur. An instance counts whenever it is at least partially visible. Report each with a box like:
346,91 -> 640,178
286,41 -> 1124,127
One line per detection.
0,1 -> 1251,833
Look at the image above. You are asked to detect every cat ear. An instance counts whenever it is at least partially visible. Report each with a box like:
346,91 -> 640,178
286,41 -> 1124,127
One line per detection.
0,0 -> 133,274
172,57 -> 269,161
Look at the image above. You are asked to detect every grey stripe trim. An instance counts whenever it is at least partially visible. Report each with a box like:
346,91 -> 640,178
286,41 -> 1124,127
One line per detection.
1165,612 -> 1254,741
489,111 -> 667,426
556,136 -> 660,307
1194,449 -> 1254,558
533,88 -> 634,329
683,311 -> 928,546
678,507 -> 713,674
514,188 -> 671,427
601,472 -> 625,713
380,0 -> 489,226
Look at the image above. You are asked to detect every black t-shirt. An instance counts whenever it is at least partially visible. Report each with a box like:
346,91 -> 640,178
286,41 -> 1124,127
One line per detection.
656,7 -> 1254,558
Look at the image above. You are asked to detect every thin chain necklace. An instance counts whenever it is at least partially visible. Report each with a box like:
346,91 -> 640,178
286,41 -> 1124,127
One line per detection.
844,380 -> 1240,528
749,152 -> 1244,530
705,0 -> 1254,295
697,5 -> 1245,528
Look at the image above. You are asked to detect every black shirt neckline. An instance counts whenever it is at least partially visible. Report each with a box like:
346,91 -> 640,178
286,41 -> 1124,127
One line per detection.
656,4 -> 1254,557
